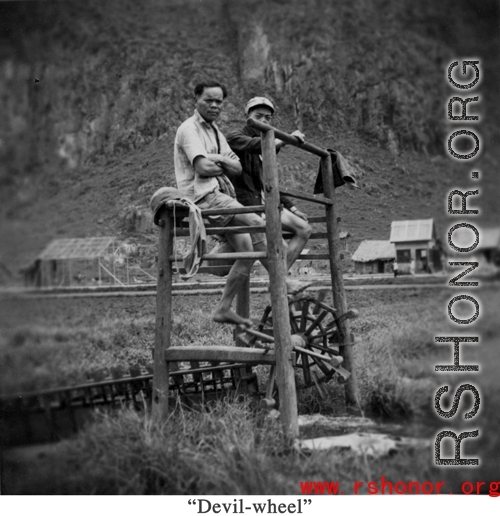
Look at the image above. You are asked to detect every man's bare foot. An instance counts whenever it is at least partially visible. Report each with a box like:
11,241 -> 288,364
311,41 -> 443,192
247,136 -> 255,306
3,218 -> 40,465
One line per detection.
213,308 -> 253,327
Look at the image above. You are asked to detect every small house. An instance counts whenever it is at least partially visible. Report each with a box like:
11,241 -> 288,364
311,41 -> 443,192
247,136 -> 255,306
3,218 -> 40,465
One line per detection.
351,240 -> 395,274
479,227 -> 500,266
447,226 -> 500,270
390,219 -> 442,273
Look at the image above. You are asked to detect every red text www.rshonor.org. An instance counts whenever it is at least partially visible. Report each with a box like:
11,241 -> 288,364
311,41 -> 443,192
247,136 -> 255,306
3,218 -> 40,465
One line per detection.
299,477 -> 500,496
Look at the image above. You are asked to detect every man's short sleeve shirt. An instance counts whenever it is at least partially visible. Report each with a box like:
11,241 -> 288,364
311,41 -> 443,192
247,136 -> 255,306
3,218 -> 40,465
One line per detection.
174,110 -> 239,202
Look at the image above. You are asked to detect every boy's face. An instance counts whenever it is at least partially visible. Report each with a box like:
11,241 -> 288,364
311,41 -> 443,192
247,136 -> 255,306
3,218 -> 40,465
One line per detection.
248,106 -> 274,123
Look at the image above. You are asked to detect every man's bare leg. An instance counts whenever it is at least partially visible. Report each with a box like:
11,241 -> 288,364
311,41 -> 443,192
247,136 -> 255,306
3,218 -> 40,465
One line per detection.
212,263 -> 254,326
212,230 -> 255,327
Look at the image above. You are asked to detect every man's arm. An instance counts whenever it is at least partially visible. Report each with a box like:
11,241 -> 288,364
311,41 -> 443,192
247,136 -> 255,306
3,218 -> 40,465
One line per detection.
193,156 -> 225,177
205,153 -> 242,176
178,123 -> 241,177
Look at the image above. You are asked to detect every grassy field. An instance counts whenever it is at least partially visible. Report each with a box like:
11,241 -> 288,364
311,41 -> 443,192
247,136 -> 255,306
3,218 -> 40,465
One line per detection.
1,284 -> 499,494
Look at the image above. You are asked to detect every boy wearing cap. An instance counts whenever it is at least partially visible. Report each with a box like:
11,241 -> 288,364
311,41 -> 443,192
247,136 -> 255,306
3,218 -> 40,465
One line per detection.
226,97 -> 312,273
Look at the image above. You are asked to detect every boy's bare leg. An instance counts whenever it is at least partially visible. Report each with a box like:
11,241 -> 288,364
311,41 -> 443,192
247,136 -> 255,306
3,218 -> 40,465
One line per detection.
228,210 -> 314,296
280,208 -> 312,270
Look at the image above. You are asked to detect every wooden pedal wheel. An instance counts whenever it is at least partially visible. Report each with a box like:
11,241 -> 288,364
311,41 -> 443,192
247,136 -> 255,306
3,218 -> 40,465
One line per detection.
249,293 -> 345,397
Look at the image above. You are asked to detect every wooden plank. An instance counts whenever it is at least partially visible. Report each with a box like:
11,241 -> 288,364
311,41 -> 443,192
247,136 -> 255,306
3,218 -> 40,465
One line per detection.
174,225 -> 267,237
163,204 -> 266,217
293,344 -> 343,367
152,209 -> 174,422
172,252 -> 329,269
261,128 -> 299,439
279,187 -> 333,206
242,327 -> 275,343
320,154 -> 359,410
202,205 -> 266,216
284,231 -> 329,240
169,251 -> 267,262
235,276 -> 250,346
296,253 -> 331,260
174,226 -> 325,239
164,346 -> 276,365
307,216 -> 327,224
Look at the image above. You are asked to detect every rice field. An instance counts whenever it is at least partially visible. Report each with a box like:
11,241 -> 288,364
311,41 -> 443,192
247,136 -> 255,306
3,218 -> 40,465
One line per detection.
1,283 -> 499,494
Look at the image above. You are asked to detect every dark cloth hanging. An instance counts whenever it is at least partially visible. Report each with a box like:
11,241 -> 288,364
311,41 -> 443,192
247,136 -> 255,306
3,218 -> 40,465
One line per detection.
314,149 -> 359,194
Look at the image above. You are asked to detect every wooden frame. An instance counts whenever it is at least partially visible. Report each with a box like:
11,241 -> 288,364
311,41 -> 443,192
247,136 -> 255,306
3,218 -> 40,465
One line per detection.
152,118 -> 359,437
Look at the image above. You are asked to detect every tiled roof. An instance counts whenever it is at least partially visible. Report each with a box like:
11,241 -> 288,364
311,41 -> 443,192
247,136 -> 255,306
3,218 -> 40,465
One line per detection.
390,219 -> 435,243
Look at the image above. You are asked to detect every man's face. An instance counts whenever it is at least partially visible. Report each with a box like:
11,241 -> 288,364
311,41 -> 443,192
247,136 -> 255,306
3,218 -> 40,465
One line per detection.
248,106 -> 274,123
195,87 -> 225,123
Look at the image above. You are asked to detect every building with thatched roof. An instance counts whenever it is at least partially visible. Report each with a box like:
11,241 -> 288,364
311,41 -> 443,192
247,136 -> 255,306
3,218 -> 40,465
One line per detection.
22,237 -> 119,287
351,240 -> 395,274
390,219 -> 442,273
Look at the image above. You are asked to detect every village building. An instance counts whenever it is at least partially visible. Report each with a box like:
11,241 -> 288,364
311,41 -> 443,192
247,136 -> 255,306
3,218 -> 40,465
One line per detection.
478,227 -> 500,267
447,226 -> 500,271
351,240 -> 395,274
389,219 -> 443,274
22,237 -> 119,287
21,237 -> 156,288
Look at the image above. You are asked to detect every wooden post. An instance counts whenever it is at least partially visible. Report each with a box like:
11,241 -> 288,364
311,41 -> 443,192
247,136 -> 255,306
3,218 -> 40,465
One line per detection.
261,128 -> 299,440
235,276 -> 250,346
152,208 -> 174,422
320,155 -> 359,411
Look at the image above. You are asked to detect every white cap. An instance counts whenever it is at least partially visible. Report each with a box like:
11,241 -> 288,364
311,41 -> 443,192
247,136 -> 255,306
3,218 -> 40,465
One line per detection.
245,97 -> 275,115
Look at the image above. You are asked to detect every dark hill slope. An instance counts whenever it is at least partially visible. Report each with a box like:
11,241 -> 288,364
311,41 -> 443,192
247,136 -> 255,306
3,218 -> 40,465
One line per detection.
0,0 -> 498,274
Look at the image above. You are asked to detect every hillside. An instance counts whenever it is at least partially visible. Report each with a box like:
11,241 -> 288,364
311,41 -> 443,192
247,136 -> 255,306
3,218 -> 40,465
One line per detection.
0,0 -> 498,278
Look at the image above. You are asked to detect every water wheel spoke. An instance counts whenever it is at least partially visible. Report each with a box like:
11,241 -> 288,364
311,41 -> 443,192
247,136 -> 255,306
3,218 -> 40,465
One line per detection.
303,308 -> 329,337
306,341 -> 337,356
299,300 -> 311,332
301,353 -> 312,386
308,326 -> 339,341
311,290 -> 328,314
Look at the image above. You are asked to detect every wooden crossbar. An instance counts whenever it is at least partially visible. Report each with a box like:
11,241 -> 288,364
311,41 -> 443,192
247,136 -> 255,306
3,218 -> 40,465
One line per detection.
279,187 -> 333,206
174,225 -> 267,237
164,346 -> 276,365
169,251 -> 267,262
173,227 -> 328,240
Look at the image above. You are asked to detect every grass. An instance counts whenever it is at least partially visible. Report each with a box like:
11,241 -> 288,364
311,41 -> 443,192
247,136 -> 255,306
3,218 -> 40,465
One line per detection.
0,401 -> 444,495
1,284 -> 499,494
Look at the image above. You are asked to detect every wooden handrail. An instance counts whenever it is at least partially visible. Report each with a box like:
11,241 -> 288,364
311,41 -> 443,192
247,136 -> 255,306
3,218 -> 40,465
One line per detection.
246,118 -> 330,158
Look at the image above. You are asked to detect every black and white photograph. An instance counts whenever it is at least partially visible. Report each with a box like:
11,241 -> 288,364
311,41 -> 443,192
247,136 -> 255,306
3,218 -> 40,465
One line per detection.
0,0 -> 499,507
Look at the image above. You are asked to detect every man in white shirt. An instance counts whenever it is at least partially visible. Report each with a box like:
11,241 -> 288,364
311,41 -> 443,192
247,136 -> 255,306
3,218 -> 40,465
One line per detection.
174,81 -> 267,327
